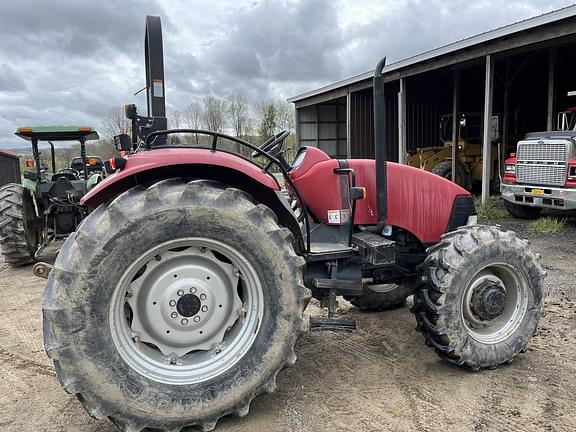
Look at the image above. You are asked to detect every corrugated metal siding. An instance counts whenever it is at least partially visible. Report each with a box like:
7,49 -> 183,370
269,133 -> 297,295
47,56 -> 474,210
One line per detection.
296,97 -> 347,158
0,153 -> 21,187
349,84 -> 399,161
406,73 -> 451,152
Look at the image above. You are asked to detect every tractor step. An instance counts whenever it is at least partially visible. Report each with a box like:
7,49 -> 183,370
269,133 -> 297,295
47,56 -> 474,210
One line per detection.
352,231 -> 395,265
309,316 -> 357,332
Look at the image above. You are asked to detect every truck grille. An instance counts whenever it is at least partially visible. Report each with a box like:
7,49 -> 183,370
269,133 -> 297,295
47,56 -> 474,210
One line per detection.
516,140 -> 569,186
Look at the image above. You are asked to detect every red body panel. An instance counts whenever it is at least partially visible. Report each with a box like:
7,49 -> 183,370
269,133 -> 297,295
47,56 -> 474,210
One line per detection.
81,148 -> 279,207
291,153 -> 470,245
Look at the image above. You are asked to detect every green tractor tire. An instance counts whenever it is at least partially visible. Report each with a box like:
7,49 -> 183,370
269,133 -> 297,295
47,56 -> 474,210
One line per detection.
0,183 -> 39,266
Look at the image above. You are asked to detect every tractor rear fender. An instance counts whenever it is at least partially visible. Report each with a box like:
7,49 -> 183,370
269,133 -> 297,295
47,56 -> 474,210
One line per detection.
81,149 -> 304,252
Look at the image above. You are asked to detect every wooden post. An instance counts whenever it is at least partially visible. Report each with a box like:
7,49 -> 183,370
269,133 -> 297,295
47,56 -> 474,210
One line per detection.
398,78 -> 407,164
481,55 -> 494,204
547,48 -> 557,131
451,71 -> 460,182
346,92 -> 352,158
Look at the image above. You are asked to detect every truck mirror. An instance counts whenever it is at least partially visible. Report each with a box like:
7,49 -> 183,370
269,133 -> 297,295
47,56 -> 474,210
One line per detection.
114,134 -> 132,152
490,115 -> 500,141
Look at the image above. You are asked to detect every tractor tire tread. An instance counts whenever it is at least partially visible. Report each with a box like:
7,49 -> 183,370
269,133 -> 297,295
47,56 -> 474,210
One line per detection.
43,178 -> 310,432
0,183 -> 36,266
414,225 -> 544,370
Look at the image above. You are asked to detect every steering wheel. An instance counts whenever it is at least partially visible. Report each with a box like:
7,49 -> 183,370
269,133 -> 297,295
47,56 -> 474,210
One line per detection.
251,130 -> 290,158
52,168 -> 80,182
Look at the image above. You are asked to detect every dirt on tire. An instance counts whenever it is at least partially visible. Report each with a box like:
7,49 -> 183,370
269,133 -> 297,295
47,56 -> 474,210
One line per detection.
0,218 -> 575,432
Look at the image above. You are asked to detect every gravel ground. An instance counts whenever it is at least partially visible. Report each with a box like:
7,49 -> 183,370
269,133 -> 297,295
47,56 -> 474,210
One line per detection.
0,218 -> 575,432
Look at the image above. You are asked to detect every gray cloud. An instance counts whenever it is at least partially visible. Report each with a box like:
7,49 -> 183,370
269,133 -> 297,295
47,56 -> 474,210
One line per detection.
0,0 -> 574,148
0,64 -> 27,92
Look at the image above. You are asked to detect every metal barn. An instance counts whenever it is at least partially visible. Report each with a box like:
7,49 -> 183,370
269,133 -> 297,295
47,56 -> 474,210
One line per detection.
288,6 -> 576,201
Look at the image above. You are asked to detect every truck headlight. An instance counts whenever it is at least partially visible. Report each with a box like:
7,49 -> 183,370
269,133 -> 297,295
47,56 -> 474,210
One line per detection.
505,164 -> 516,173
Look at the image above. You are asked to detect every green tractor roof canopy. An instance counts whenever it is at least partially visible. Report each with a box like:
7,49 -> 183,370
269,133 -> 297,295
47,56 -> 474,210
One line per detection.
15,126 -> 99,141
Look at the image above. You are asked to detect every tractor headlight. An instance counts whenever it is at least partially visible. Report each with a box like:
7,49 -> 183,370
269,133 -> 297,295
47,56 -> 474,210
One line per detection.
505,164 -> 516,173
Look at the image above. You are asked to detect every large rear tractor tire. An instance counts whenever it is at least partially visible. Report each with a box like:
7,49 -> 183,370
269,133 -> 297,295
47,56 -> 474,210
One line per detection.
0,183 -> 38,266
413,225 -> 544,370
43,179 -> 310,431
504,200 -> 542,219
431,160 -> 471,190
345,281 -> 416,311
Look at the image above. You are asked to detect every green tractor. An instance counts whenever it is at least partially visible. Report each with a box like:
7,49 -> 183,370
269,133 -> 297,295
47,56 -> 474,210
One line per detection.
0,126 -> 102,266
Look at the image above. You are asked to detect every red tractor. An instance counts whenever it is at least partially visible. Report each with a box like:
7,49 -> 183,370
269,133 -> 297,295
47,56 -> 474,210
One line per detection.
40,16 -> 544,432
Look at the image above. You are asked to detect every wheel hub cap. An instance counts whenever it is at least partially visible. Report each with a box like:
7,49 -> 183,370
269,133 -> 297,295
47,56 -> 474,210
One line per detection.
471,281 -> 506,321
126,246 -> 243,357
177,294 -> 201,317
461,265 -> 528,344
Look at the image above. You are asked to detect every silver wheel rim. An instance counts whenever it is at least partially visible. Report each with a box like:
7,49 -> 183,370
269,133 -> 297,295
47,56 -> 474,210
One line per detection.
461,262 -> 528,344
367,284 -> 398,293
109,237 -> 264,385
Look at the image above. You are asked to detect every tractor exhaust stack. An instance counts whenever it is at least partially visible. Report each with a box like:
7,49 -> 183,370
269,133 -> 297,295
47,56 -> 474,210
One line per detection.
373,57 -> 387,223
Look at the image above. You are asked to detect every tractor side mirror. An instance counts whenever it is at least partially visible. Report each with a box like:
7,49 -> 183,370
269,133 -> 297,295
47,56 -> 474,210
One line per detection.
114,134 -> 132,152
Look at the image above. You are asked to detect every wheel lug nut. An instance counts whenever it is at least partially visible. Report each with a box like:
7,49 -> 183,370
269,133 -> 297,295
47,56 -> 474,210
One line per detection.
181,318 -> 188,325
200,293 -> 207,300
132,335 -> 140,342
200,247 -> 207,253
171,312 -> 178,319
170,355 -> 177,364
126,292 -> 133,298
177,289 -> 184,296
190,287 -> 197,294
201,305 -> 208,312
193,316 -> 201,322
169,300 -> 176,307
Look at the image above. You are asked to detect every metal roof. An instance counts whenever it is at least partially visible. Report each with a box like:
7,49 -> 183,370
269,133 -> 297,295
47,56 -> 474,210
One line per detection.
288,5 -> 576,103
15,126 -> 99,142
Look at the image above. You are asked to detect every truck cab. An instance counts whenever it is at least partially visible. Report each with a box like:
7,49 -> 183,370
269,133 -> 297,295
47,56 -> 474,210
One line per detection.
501,107 -> 576,218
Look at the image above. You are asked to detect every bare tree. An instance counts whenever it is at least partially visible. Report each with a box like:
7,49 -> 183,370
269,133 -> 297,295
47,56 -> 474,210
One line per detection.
101,106 -> 131,138
256,100 -> 278,143
181,102 -> 204,144
275,101 -> 294,132
183,102 -> 203,129
226,92 -> 251,138
202,96 -> 226,132
168,108 -> 183,129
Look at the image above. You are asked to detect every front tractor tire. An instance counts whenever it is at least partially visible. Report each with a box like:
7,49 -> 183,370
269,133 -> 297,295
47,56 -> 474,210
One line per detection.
43,179 -> 309,431
0,183 -> 38,266
414,225 -> 544,370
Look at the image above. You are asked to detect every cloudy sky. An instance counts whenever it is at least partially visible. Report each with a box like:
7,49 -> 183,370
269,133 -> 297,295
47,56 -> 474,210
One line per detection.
0,0 -> 574,148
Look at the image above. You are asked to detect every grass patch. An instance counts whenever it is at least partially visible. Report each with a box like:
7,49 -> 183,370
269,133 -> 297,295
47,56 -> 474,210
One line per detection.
528,217 -> 566,234
474,196 -> 507,223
